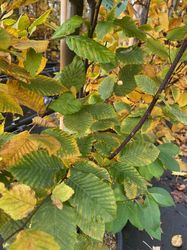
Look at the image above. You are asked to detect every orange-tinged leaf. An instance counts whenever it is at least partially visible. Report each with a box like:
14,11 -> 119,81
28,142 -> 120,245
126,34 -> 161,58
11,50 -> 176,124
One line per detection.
0,183 -> 36,220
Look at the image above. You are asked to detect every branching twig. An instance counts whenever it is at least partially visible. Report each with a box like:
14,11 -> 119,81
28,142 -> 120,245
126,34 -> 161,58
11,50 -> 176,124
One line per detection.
109,38 -> 187,160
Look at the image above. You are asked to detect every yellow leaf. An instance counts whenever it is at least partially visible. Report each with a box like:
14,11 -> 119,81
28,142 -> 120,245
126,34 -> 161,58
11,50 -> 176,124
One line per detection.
159,12 -> 169,31
32,116 -> 57,128
36,57 -> 47,75
124,180 -> 138,200
0,92 -> 23,115
0,183 -> 36,220
12,39 -> 49,53
178,93 -> 187,107
51,182 -> 74,209
9,230 -> 60,250
0,131 -> 37,168
7,80 -> 46,114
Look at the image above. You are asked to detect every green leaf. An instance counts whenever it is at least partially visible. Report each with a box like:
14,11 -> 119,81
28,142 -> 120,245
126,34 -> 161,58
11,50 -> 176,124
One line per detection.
98,76 -> 115,100
31,200 -> 77,250
146,38 -> 169,59
64,109 -> 94,136
115,16 -> 146,40
158,143 -> 180,156
42,128 -> 80,159
76,211 -> 105,241
24,48 -> 42,76
56,56 -> 86,91
0,28 -> 11,50
121,117 -> 140,134
66,36 -> 116,64
109,162 -> 147,192
135,75 -> 159,95
114,64 -> 141,96
117,46 -> 144,64
120,141 -> 160,167
49,92 -> 82,115
167,25 -> 187,41
149,187 -> 174,207
158,144 -> 180,171
91,118 -> 118,132
9,230 -> 60,250
0,92 -> 23,115
52,15 -> 83,39
24,75 -> 64,96
84,103 -> 117,120
164,105 -> 187,125
73,160 -> 111,181
106,203 -> 129,233
96,21 -> 113,40
10,151 -> 65,189
139,159 -> 164,181
66,172 -> 116,222
75,234 -> 108,250
77,135 -> 94,156
29,9 -> 51,35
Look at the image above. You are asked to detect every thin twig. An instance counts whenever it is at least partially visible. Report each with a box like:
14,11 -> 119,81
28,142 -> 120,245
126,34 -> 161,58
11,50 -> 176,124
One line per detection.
109,38 -> 187,160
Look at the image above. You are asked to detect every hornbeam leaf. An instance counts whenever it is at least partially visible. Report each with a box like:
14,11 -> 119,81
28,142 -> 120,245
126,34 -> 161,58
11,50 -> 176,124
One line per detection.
120,141 -> 160,166
0,183 -> 36,220
52,15 -> 83,39
167,25 -> 187,41
117,46 -> 144,65
10,151 -> 65,189
51,182 -> 74,204
66,172 -> 116,222
8,0 -> 38,10
24,49 -> 42,76
56,56 -> 86,91
29,9 -> 52,35
31,200 -> 77,250
0,28 -> 11,50
0,59 -> 31,83
64,109 -> 94,136
99,76 -> 115,100
12,39 -> 49,53
7,80 -> 45,114
146,38 -> 169,59
24,75 -> 65,96
49,92 -> 82,115
135,75 -> 159,95
66,36 -> 116,64
84,103 -> 117,120
9,230 -> 60,250
0,92 -> 22,115
109,162 -> 147,192
42,128 -> 80,159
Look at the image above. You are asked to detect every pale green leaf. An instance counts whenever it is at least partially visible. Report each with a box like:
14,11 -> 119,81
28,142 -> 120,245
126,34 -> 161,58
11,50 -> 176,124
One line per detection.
98,76 -> 115,100
135,75 -> 158,95
167,25 -> 187,41
51,182 -> 74,204
52,15 -> 83,39
149,187 -> 174,207
117,46 -> 144,64
146,38 -> 169,59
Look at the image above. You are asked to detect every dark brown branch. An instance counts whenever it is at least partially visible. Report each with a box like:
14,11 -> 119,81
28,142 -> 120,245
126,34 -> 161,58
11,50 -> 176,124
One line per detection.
140,0 -> 151,25
109,38 -> 187,160
89,0 -> 102,38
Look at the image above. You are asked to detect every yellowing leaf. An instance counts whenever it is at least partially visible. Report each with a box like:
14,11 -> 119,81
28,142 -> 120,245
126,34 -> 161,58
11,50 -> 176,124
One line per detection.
36,57 -> 47,75
0,92 -> 22,115
178,93 -> 187,107
12,39 -> 49,53
29,134 -> 61,155
124,180 -> 138,199
9,230 -> 60,250
0,131 -> 37,168
51,182 -> 74,208
0,183 -> 36,220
